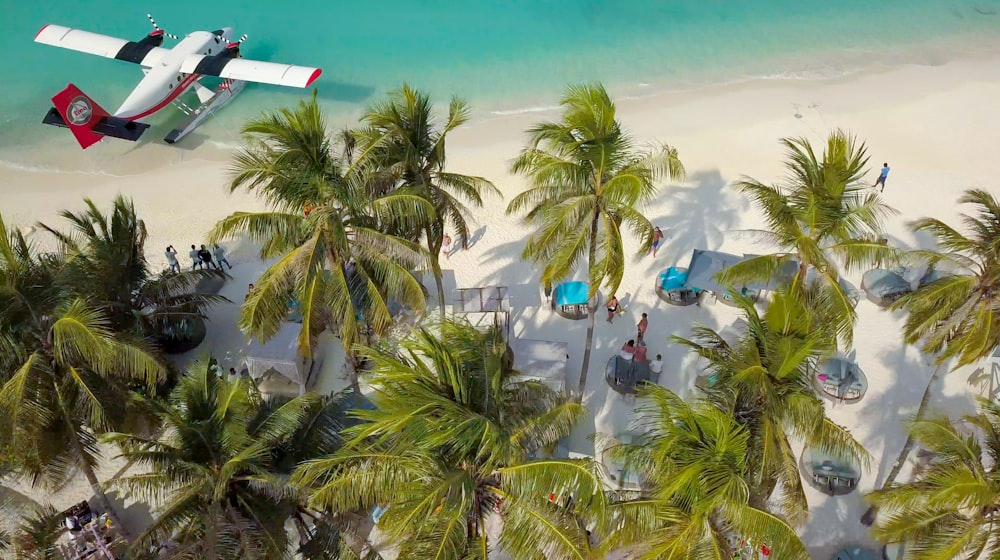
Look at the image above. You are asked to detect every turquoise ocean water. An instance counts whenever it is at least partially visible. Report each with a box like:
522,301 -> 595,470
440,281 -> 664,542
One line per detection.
1,0 -> 999,159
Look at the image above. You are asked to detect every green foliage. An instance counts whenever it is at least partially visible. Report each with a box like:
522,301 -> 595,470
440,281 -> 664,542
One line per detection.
294,318 -> 603,559
0,298 -> 164,490
599,385 -> 810,560
892,189 -> 1000,367
673,289 -> 869,524
36,195 -> 228,349
507,83 -> 684,393
210,93 -> 432,364
719,131 -> 898,347
868,399 -> 1000,560
107,358 -> 367,559
355,84 -> 500,318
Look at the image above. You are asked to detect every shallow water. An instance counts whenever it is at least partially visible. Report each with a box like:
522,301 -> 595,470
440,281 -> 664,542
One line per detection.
2,0 -> 999,155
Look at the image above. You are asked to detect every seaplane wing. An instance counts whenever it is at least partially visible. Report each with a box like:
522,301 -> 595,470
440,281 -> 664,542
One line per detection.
179,55 -> 321,88
34,24 -> 169,67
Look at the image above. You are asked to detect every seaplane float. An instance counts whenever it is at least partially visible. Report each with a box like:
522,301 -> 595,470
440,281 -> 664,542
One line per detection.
33,15 -> 322,148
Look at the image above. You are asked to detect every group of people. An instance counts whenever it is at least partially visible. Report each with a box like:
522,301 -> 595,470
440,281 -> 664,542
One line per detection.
164,243 -> 232,273
614,312 -> 664,385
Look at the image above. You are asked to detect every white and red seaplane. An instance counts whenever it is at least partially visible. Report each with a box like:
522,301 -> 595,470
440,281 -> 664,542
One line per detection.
34,15 -> 322,148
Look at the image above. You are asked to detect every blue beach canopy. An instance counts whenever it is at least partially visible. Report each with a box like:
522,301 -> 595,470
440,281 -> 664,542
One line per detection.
554,281 -> 589,306
862,269 -> 909,296
659,267 -> 689,291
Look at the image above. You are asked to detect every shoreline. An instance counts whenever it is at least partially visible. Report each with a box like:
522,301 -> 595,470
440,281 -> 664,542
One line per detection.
4,48 -> 1000,557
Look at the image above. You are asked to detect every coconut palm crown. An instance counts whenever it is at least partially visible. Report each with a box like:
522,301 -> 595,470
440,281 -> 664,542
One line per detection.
599,385 -> 810,560
673,288 -> 869,524
868,399 -> 1000,560
294,318 -> 604,560
506,83 -> 684,393
208,93 -> 432,381
718,130 -> 897,347
355,84 -> 500,318
892,189 -> 1000,367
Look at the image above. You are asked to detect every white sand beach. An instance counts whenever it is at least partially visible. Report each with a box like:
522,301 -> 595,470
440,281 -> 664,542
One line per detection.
4,54 -> 1000,556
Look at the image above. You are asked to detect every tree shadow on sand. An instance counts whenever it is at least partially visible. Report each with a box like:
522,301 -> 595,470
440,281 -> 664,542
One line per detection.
647,169 -> 746,272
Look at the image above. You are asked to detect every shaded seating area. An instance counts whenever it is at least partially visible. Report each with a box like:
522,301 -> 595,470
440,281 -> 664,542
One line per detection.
57,501 -> 122,559
801,445 -> 861,496
606,355 -> 651,394
861,268 -> 911,306
814,356 -> 867,403
655,266 -> 700,306
239,322 -> 320,396
552,281 -> 600,320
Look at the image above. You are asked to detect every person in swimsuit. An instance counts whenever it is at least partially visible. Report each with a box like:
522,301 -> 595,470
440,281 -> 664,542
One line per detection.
650,227 -> 664,257
874,163 -> 890,192
607,295 -> 619,323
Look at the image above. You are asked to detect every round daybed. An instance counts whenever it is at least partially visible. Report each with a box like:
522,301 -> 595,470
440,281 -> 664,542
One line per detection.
605,354 -> 651,395
551,281 -> 601,320
655,267 -> 699,306
861,268 -> 911,307
801,445 -> 861,497
813,357 -> 868,403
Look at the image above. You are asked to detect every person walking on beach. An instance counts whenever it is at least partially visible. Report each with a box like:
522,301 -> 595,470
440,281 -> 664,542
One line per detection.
213,244 -> 232,270
650,227 -> 664,257
874,162 -> 890,192
442,233 -> 453,260
165,245 -> 180,274
607,296 -> 619,323
198,244 -> 218,270
637,312 -> 648,342
189,244 -> 203,270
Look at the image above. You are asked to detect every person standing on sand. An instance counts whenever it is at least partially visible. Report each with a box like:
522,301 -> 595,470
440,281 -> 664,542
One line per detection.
165,245 -> 180,274
637,312 -> 648,342
198,244 -> 218,270
634,343 -> 648,363
441,233 -> 453,260
874,162 -> 890,192
650,354 -> 664,378
607,296 -> 619,323
213,244 -> 232,270
189,245 -> 202,270
650,227 -> 664,257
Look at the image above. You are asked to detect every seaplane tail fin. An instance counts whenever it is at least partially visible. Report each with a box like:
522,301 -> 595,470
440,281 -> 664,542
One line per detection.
43,84 -> 150,149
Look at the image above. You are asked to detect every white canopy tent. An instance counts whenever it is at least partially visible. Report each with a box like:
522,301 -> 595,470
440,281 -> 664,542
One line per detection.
239,323 -> 318,395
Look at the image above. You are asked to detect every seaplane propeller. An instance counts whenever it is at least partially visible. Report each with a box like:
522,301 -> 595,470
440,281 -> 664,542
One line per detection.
146,14 -> 178,40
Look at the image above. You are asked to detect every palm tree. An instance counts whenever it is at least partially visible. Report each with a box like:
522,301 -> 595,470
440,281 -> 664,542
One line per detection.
506,83 -> 685,395
598,385 -> 810,559
208,93 -> 432,389
867,399 -> 1000,558
38,195 -> 227,353
891,189 -> 1000,367
106,358 -> 371,559
0,500 -> 65,560
355,84 -> 500,319
0,298 -> 165,540
294,318 -> 605,559
673,288 -> 869,524
718,131 -> 897,347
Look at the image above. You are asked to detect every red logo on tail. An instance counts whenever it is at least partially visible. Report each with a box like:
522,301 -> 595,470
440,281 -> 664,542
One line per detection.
51,84 -> 110,149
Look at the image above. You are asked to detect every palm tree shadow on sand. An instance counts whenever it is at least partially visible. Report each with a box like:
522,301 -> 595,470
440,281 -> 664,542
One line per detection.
647,169 -> 746,271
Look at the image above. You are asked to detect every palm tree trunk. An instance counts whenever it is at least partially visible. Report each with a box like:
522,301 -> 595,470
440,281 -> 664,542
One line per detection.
346,352 -> 362,394
424,225 -> 447,322
860,363 -> 942,526
577,214 -> 601,398
57,398 -> 131,542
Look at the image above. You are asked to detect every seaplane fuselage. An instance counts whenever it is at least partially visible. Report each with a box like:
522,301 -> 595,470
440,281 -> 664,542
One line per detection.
115,28 -> 233,119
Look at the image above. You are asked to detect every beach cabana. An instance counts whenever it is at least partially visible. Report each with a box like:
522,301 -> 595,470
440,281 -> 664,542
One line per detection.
552,281 -> 599,320
605,355 -> 651,394
239,323 -> 319,395
861,268 -> 911,306
814,356 -> 867,403
513,338 -> 568,392
683,250 -> 761,306
655,267 -> 699,306
801,445 -> 861,496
